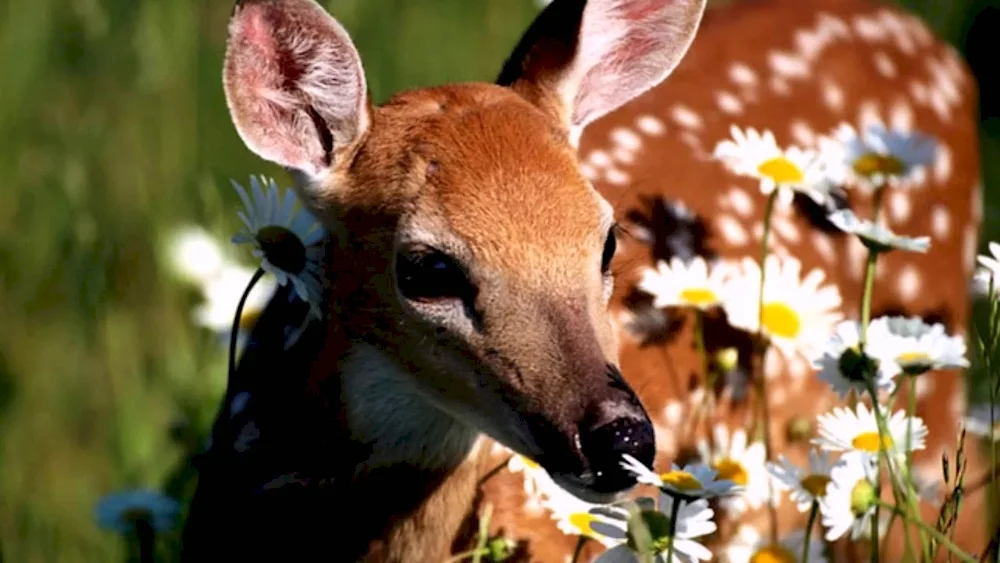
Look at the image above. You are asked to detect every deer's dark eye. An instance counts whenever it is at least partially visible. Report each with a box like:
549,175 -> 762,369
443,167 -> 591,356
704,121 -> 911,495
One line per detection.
395,248 -> 474,303
601,226 -> 618,274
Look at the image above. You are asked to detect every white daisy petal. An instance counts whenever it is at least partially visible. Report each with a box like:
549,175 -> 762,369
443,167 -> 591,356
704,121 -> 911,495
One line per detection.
828,209 -> 930,253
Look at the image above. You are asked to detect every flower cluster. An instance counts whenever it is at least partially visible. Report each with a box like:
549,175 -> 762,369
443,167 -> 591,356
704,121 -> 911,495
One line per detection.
503,119 -> 1000,563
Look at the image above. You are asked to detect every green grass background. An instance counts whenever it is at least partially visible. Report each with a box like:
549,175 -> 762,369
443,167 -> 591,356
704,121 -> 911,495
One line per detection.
0,0 -> 997,561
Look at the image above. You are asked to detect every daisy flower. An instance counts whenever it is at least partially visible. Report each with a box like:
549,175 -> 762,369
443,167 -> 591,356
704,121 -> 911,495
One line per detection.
722,255 -> 844,357
637,257 -> 730,310
974,241 -> 1000,297
595,494 -> 717,563
713,125 -> 835,207
193,263 -> 277,342
94,489 -> 181,535
819,452 -> 879,541
695,425 -> 769,514
868,316 -> 969,377
767,449 -> 838,512
538,479 -> 628,548
812,319 -> 896,400
163,226 -> 228,287
827,209 -> 930,253
621,454 -> 742,501
819,123 -> 937,189
813,403 -> 928,460
724,525 -> 827,563
231,175 -> 326,318
963,403 -> 1000,442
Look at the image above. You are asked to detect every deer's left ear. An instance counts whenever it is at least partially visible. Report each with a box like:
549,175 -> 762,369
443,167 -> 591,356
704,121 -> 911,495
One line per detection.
498,0 -> 707,145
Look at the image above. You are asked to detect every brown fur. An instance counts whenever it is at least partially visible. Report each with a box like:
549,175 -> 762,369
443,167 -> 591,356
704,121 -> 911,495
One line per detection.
185,0 -> 988,561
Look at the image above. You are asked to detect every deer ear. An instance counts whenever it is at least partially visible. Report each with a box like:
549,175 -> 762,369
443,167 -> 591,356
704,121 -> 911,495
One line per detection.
223,0 -> 370,181
498,0 -> 706,145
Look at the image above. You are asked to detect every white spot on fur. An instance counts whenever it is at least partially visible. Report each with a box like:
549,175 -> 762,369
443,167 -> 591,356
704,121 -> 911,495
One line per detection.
724,187 -> 754,218
769,77 -> 792,96
929,88 -> 951,121
636,114 -> 666,136
670,105 -> 703,130
858,100 -> 884,130
934,143 -> 952,184
931,205 -> 951,240
715,91 -> 744,115
889,101 -> 914,132
822,79 -> 845,112
611,146 -> 636,165
964,223 -> 978,272
812,232 -> 836,263
847,237 -> 867,280
909,80 -> 930,106
231,392 -> 250,417
873,51 -> 897,78
764,348 -> 783,380
853,14 -> 885,41
729,62 -> 758,87
579,163 -> 598,181
610,127 -> 642,152
789,119 -> 816,146
915,375 -> 935,399
717,215 -> 749,246
888,190 -> 912,224
897,265 -> 922,302
604,167 -> 631,186
772,216 -> 801,244
586,150 -> 611,168
769,50 -> 811,79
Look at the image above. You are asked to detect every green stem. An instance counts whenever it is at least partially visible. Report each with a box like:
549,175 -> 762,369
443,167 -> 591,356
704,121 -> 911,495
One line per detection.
445,549 -> 489,563
802,501 -> 819,563
874,500 -> 978,563
472,504 -> 493,563
665,497 -> 682,563
859,251 -> 878,346
754,190 -> 779,542
905,377 -> 917,481
228,267 -> 266,386
870,508 -> 881,563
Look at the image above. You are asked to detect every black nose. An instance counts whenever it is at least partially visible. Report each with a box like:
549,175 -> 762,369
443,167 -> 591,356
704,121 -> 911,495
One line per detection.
578,403 -> 656,495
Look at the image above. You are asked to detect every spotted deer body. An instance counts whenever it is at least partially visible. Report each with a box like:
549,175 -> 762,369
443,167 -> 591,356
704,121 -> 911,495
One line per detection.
183,0 -> 985,561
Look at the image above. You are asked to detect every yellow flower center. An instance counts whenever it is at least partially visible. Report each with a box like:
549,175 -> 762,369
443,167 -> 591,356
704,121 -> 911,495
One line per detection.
659,470 -> 703,491
897,351 -> 932,365
852,152 -> 905,177
757,157 -> 805,184
679,287 -> 719,307
713,457 -> 749,486
568,513 -> 598,536
520,456 -> 541,470
852,431 -> 893,452
750,545 -> 797,563
761,302 -> 802,339
800,474 -> 832,497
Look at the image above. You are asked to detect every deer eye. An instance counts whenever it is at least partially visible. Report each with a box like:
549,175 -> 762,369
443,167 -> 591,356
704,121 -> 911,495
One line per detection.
395,247 -> 474,303
600,225 -> 618,275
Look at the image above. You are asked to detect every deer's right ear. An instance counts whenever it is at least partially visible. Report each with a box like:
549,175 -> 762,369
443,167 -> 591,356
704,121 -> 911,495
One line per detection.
223,0 -> 370,182
498,0 -> 706,146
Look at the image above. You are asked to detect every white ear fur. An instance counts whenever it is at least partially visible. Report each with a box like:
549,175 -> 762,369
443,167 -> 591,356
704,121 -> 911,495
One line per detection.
500,0 -> 707,144
223,0 -> 371,181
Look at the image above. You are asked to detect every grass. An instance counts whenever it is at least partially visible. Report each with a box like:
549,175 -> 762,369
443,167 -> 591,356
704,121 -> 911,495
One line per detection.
0,0 -> 996,561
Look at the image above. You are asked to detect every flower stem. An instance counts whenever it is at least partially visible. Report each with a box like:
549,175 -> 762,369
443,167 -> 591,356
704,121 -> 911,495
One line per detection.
229,267 -> 266,386
874,499 -> 978,563
753,190 -> 779,542
665,497 -> 682,563
858,251 -> 878,346
802,501 -> 819,563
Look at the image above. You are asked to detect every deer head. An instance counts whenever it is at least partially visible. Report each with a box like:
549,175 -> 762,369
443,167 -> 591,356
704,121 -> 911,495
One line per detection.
221,0 -> 706,502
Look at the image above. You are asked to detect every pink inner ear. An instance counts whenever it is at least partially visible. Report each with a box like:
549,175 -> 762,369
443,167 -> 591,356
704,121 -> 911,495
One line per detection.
569,0 -> 705,129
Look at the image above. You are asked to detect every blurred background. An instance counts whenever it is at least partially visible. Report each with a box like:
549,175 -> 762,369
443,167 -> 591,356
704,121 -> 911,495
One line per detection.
0,0 -> 997,561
